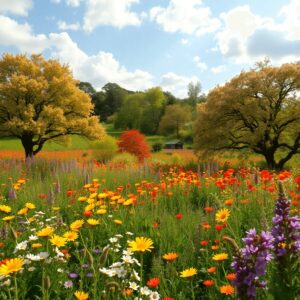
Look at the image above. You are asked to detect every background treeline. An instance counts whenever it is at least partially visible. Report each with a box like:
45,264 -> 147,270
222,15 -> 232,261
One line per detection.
78,81 -> 206,143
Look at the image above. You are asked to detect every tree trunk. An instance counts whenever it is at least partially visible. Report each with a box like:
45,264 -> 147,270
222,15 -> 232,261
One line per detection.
21,135 -> 35,159
263,151 -> 277,170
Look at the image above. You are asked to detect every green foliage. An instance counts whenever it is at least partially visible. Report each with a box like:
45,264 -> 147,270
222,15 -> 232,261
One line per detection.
111,152 -> 138,164
90,135 -> 118,163
151,142 -> 163,152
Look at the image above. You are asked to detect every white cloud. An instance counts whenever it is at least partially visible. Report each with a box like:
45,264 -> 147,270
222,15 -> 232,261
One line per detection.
50,32 -> 153,91
193,56 -> 207,71
57,20 -> 80,31
181,38 -> 189,45
83,0 -> 141,32
51,0 -> 81,6
66,0 -> 81,6
215,3 -> 300,64
0,0 -> 32,16
0,15 -> 49,52
160,72 -> 199,98
279,0 -> 300,40
150,0 -> 220,36
211,65 -> 226,74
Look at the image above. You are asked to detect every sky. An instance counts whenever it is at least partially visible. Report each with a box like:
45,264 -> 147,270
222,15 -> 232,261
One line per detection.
0,0 -> 300,98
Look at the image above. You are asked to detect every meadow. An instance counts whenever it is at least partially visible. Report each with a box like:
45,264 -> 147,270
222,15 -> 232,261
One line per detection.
0,153 -> 299,300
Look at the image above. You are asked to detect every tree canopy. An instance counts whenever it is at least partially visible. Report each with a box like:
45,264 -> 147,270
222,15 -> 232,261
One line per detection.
194,61 -> 300,170
159,104 -> 191,138
0,53 -> 104,157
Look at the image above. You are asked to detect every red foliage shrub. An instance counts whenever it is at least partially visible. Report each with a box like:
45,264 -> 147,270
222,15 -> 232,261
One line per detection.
117,130 -> 151,162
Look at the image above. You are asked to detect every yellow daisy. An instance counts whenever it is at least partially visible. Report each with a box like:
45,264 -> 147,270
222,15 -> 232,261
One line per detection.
128,237 -> 154,253
180,268 -> 197,278
215,208 -> 230,223
0,258 -> 24,276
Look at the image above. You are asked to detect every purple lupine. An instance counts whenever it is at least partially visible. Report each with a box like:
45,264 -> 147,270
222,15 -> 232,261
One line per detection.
232,228 -> 274,299
271,183 -> 300,257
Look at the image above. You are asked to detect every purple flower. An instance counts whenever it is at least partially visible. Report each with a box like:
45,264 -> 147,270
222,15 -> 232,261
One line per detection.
271,185 -> 300,257
232,229 -> 274,300
68,272 -> 78,279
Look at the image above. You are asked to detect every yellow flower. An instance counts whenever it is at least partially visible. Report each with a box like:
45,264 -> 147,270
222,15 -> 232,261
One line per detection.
25,202 -> 36,209
87,218 -> 100,226
0,258 -> 24,276
17,207 -> 28,215
123,199 -> 134,206
215,208 -> 230,223
28,217 -> 36,223
0,205 -> 12,213
52,207 -> 60,211
50,235 -> 68,248
37,227 -> 55,237
114,219 -> 122,225
180,268 -> 198,278
2,216 -> 15,222
98,193 -> 108,199
128,237 -> 154,253
212,253 -> 228,261
74,291 -> 89,300
89,193 -> 97,199
70,220 -> 84,232
78,197 -> 87,202
32,243 -> 43,249
163,252 -> 179,261
63,231 -> 78,241
96,209 -> 107,215
85,204 -> 95,211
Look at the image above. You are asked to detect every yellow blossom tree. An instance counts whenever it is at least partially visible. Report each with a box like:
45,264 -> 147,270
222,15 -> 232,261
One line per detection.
0,53 -> 104,157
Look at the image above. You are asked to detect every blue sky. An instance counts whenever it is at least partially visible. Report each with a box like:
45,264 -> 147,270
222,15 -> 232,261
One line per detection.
0,0 -> 299,97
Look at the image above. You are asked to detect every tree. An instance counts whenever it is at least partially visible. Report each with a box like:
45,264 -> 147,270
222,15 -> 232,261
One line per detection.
159,104 -> 192,138
187,81 -> 202,107
117,130 -> 150,162
114,93 -> 144,130
0,53 -> 104,158
194,61 -> 300,170
140,87 -> 166,134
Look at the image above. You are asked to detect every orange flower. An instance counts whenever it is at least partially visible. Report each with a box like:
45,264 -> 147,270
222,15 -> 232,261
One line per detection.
203,280 -> 214,287
207,267 -> 216,273
226,273 -> 236,281
224,199 -> 234,205
220,285 -> 235,295
204,207 -> 214,212
163,252 -> 179,261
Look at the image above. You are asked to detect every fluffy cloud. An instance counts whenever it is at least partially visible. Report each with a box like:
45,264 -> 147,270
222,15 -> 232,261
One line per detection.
160,72 -> 199,98
150,0 -> 220,35
211,65 -> 226,74
50,32 -> 153,91
83,0 -> 142,32
57,21 -> 80,31
215,3 -> 300,64
51,0 -> 81,6
0,15 -> 49,52
0,0 -> 32,16
193,56 -> 207,71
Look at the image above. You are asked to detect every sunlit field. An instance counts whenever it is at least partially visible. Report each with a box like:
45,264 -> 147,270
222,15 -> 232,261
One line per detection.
0,156 -> 299,300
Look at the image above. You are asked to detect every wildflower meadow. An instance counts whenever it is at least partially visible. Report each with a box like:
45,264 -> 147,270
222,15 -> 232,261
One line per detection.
0,157 -> 299,300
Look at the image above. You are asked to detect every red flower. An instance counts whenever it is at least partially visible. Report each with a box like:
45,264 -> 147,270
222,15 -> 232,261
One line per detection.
215,224 -> 223,232
226,273 -> 236,281
200,240 -> 208,246
147,277 -> 160,288
203,280 -> 214,287
163,298 -> 174,300
204,207 -> 214,212
175,213 -> 183,219
83,211 -> 93,217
